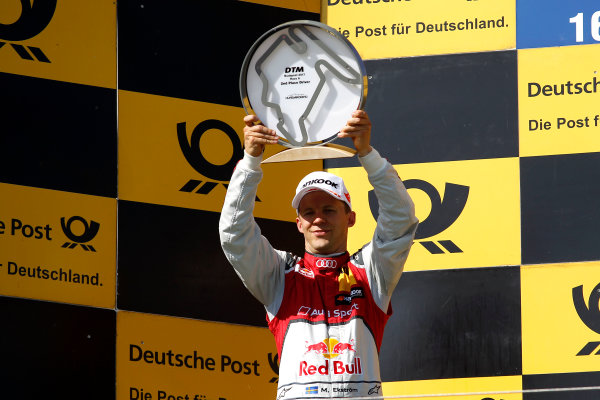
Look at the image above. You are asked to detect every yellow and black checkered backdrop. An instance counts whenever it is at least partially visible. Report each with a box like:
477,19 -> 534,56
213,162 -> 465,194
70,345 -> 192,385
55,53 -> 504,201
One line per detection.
1,0 -> 599,399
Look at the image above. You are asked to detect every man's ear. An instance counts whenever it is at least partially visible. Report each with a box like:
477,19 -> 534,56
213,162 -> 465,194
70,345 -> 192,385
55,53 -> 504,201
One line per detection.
347,211 -> 356,228
296,216 -> 303,233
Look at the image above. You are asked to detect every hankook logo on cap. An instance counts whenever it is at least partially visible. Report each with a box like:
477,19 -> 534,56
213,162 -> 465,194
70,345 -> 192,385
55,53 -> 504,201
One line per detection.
303,179 -> 339,189
316,259 -> 337,269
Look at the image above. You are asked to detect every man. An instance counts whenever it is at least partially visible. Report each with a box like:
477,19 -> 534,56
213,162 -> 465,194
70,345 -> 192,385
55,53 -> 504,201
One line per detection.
219,110 -> 418,399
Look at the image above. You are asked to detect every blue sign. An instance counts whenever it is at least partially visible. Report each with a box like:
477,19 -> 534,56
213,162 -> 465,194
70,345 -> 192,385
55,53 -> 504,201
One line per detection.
517,0 -> 600,48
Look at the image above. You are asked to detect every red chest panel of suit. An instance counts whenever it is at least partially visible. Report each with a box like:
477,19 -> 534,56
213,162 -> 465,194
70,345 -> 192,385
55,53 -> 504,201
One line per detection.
268,252 -> 390,358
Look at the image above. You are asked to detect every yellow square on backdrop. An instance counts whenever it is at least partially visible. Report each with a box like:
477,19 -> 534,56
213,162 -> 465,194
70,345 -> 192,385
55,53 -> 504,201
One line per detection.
0,183 -> 117,308
323,0 -> 516,59
0,0 -> 116,88
384,375 -> 522,399
329,157 -> 521,271
116,311 -> 278,400
521,262 -> 600,375
518,44 -> 600,157
118,90 -> 321,222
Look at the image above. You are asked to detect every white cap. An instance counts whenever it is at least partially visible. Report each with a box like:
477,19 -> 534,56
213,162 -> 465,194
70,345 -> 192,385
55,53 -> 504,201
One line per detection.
292,171 -> 351,210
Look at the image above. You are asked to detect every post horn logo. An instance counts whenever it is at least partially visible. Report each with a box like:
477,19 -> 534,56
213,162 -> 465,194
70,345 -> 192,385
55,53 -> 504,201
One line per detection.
177,119 -> 260,201
0,0 -> 57,63
369,179 -> 469,254
268,352 -> 279,383
572,282 -> 600,356
60,216 -> 100,251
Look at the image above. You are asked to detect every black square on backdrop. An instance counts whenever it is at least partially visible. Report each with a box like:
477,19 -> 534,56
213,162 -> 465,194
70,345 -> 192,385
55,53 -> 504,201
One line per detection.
0,72 -> 117,198
0,296 -> 116,400
521,152 -> 600,265
380,266 -> 522,381
117,200 -> 304,326
117,0 -> 318,106
325,50 -> 519,168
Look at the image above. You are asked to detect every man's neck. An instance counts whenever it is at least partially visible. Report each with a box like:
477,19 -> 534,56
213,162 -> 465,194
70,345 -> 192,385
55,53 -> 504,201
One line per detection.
305,250 -> 347,258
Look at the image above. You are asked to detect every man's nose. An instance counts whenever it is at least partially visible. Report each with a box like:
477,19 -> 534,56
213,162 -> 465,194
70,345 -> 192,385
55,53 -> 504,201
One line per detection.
313,212 -> 326,223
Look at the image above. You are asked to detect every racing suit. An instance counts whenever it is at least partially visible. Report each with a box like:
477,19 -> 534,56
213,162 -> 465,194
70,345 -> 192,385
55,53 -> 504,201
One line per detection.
219,148 -> 418,399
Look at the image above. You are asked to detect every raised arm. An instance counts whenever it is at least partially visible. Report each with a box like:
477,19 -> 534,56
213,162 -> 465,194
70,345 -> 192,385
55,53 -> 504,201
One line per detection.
360,150 -> 418,312
218,117 -> 286,308
340,111 -> 418,311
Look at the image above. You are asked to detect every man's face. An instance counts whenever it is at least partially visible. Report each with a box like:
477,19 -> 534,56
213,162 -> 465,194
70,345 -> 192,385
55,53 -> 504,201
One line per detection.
296,190 -> 356,255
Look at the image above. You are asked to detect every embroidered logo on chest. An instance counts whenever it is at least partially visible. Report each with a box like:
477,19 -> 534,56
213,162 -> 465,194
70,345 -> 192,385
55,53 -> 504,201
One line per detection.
335,288 -> 365,305
297,264 -> 314,278
316,258 -> 337,269
336,268 -> 365,305
301,338 -> 361,376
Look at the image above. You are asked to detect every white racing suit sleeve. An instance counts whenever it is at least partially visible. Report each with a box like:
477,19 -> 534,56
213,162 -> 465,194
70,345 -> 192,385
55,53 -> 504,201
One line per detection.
357,148 -> 419,313
218,151 -> 287,317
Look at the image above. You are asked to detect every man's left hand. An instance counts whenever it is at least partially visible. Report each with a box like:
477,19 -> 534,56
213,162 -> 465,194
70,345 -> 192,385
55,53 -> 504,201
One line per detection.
338,110 -> 373,157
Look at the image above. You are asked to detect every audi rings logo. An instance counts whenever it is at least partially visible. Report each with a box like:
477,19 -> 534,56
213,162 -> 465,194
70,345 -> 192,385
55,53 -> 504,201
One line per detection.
177,120 -> 260,201
316,259 -> 337,269
0,0 -> 57,63
60,216 -> 100,251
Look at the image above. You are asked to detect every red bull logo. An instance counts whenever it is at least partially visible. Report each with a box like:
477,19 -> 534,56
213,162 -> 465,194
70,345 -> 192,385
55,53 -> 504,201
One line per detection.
299,358 -> 362,376
301,338 -> 361,376
304,338 -> 355,358
305,341 -> 329,355
332,341 -> 356,354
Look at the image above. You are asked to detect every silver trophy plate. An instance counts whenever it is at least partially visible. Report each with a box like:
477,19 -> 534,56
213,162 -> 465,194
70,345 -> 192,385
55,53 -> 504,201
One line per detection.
240,20 -> 367,150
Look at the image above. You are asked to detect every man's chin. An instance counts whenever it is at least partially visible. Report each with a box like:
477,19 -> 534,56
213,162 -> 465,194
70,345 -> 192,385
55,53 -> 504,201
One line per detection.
309,240 -> 340,255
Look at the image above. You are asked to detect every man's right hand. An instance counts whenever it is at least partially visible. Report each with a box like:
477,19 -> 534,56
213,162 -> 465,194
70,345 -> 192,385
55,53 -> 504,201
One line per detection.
243,115 -> 279,157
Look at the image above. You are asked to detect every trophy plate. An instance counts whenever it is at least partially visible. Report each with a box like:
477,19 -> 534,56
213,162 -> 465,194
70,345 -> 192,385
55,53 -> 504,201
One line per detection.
240,20 -> 367,155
